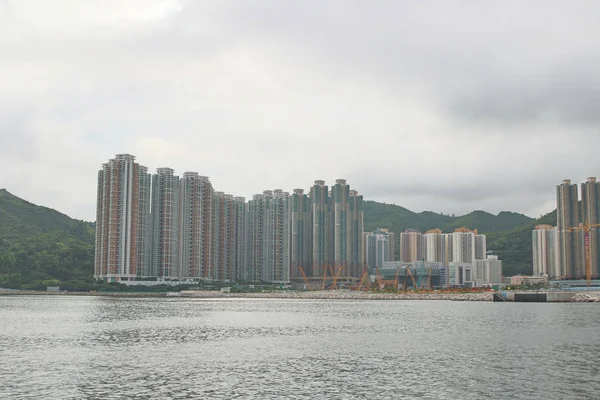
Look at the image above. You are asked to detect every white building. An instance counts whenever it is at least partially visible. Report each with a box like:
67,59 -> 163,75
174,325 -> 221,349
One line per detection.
451,230 -> 476,263
448,262 -> 473,287
532,224 -> 560,279
474,255 -> 503,285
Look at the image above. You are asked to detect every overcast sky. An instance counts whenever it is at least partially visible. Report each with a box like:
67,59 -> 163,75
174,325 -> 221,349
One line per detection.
1,0 -> 599,221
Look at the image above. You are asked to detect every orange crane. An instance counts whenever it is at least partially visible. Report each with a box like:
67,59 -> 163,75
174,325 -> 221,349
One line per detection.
375,268 -> 384,290
330,265 -> 344,289
321,264 -> 329,290
297,266 -> 312,291
568,223 -> 600,287
405,267 -> 417,290
356,268 -> 368,290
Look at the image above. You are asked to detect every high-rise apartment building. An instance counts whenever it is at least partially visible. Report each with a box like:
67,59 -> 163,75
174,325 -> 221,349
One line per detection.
532,224 -> 560,279
310,180 -> 332,278
475,234 -> 487,260
400,229 -> 423,262
151,168 -> 180,278
439,233 -> 453,265
347,189 -> 365,277
212,192 -> 237,281
365,228 -> 395,272
178,172 -> 213,279
233,197 -> 247,282
94,154 -> 151,281
451,228 -> 476,263
581,177 -> 600,279
423,229 -> 441,262
290,189 -> 311,279
557,179 -> 582,279
474,255 -> 503,285
247,190 -> 291,283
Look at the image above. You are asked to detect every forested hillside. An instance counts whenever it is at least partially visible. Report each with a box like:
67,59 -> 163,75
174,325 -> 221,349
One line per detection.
0,189 -> 95,290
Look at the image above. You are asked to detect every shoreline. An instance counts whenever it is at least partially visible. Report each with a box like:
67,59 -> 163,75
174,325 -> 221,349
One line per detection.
3,290 -> 599,302
0,289 -> 493,301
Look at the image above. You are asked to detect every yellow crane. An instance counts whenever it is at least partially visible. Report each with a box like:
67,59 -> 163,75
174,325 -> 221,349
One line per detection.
568,223 -> 600,287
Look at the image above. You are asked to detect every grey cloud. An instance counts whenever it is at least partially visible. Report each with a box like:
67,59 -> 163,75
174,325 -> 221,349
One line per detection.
1,1 -> 600,220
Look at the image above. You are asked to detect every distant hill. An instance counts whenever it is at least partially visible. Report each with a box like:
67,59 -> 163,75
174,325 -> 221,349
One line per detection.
363,200 -> 534,234
0,189 -> 94,247
0,189 -> 95,289
486,210 -> 557,277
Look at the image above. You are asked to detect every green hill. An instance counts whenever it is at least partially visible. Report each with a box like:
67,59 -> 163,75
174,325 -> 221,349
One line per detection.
363,201 -> 533,234
486,210 -> 557,277
0,189 -> 95,290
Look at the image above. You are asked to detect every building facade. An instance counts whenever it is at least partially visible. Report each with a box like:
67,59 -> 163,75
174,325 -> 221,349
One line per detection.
557,179 -> 582,279
290,189 -> 311,279
94,154 -> 152,281
451,229 -> 476,263
400,229 -> 423,262
474,255 -> 503,285
581,176 -> 600,279
532,224 -> 560,279
151,168 -> 180,278
365,228 -> 395,273
178,172 -> 213,279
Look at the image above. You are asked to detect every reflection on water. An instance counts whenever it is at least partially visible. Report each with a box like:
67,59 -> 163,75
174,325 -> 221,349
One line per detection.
1,296 -> 599,399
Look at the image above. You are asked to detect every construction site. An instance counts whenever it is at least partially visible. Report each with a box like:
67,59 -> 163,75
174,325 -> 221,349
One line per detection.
291,265 -> 489,293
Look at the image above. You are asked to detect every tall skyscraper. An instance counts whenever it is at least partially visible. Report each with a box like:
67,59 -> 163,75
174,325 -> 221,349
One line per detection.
151,167 -> 180,278
94,154 -> 151,281
247,190 -> 291,283
451,228 -> 476,263
233,197 -> 247,281
178,172 -> 213,279
347,189 -> 365,277
557,179 -> 582,279
440,233 -> 453,265
475,234 -> 487,260
332,179 -> 351,273
310,180 -> 332,278
581,177 -> 600,279
212,192 -> 235,281
290,189 -> 311,279
400,229 -> 423,262
532,224 -> 560,279
423,229 -> 441,262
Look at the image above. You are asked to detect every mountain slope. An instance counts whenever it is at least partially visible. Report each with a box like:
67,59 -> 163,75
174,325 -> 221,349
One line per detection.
0,189 -> 94,247
486,210 -> 557,277
363,201 -> 534,235
0,189 -> 95,289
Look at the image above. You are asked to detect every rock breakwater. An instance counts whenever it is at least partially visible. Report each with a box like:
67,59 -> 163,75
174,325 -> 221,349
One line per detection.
180,290 -> 494,301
